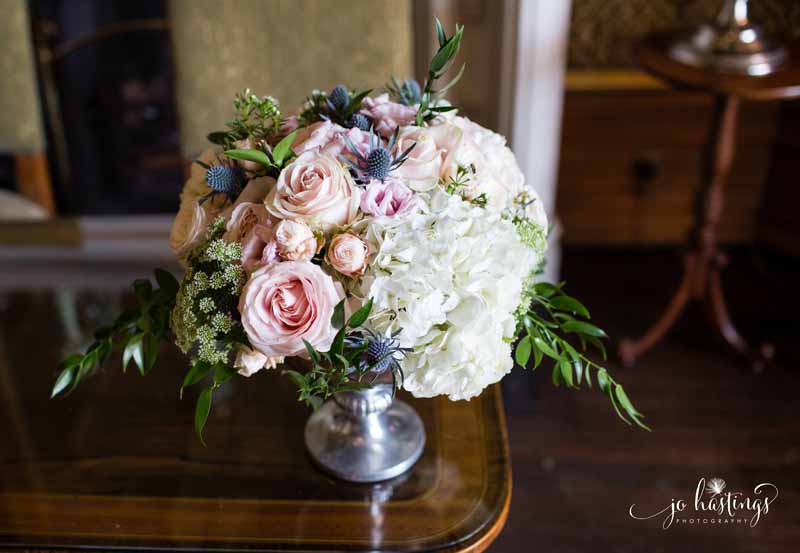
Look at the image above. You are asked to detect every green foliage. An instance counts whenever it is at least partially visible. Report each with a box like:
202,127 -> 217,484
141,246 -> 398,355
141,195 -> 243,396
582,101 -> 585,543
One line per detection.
224,130 -> 297,178
514,281 -> 650,431
298,87 -> 372,127
415,17 -> 465,125
207,89 -> 282,149
51,269 -> 180,398
284,298 -> 386,409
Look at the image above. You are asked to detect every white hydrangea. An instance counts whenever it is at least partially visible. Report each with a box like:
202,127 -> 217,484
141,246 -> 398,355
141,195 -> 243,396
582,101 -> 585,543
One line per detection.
361,190 -> 541,400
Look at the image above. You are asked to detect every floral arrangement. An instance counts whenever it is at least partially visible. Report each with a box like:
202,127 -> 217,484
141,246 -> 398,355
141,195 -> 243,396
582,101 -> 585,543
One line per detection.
53,19 -> 648,441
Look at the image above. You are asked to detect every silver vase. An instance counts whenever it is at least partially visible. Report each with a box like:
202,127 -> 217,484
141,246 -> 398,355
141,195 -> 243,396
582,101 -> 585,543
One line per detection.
304,383 -> 426,483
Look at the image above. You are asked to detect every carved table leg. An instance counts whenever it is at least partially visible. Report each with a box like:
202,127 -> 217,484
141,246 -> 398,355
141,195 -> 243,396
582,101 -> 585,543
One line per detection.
618,95 -> 774,369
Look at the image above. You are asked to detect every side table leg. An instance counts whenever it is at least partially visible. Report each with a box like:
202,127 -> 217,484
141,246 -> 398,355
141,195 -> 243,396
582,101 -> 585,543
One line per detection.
618,254 -> 695,367
707,253 -> 775,372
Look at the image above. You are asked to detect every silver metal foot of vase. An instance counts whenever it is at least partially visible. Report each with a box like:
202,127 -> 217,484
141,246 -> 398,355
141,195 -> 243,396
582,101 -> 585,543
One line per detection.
304,384 -> 425,483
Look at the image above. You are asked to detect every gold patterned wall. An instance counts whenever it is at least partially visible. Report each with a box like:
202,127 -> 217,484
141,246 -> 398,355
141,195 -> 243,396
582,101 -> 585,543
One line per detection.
569,0 -> 800,68
170,0 -> 413,155
0,0 -> 45,152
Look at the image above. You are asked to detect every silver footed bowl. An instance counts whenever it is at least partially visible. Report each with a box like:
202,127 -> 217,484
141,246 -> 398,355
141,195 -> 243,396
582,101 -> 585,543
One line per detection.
304,383 -> 426,483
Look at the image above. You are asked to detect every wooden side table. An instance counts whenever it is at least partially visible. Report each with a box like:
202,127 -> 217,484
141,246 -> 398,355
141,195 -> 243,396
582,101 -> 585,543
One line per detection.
0,271 -> 510,552
619,33 -> 800,370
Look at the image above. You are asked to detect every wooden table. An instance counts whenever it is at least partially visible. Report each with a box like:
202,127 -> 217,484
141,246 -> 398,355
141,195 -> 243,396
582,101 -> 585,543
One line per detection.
619,33 -> 800,370
0,265 -> 510,552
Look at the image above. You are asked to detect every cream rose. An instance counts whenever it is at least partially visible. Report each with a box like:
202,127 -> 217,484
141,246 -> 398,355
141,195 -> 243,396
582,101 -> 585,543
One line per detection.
392,126 -> 443,191
326,233 -> 369,277
265,151 -> 360,228
224,202 -> 269,244
234,345 -> 283,377
239,261 -> 344,357
274,219 -> 318,261
170,200 -> 208,260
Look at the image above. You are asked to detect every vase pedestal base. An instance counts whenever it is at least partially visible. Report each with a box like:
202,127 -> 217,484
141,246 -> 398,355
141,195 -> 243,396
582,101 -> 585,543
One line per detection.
304,386 -> 426,483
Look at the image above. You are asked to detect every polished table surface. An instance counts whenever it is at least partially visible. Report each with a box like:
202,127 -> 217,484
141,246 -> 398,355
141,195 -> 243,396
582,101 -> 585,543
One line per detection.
0,246 -> 510,552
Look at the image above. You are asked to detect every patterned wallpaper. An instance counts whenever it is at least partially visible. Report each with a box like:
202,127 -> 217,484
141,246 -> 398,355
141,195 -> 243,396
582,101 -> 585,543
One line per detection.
169,0 -> 413,155
0,0 -> 45,152
569,0 -> 800,68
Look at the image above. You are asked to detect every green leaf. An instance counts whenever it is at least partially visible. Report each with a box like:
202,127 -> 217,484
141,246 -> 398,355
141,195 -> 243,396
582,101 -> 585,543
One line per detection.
560,320 -> 607,338
331,299 -> 346,330
434,16 -> 447,48
532,336 -> 560,361
123,332 -> 144,373
596,368 -> 611,392
532,343 -> 544,369
51,366 -> 75,398
142,332 -> 160,372
302,339 -> 321,366
549,295 -> 590,319
180,361 -> 213,398
347,298 -> 373,328
283,369 -> 307,389
344,89 -> 372,118
132,279 -> 153,305
308,395 -> 323,411
533,282 -> 562,298
154,268 -> 179,297
430,25 -> 463,74
515,336 -> 532,367
224,148 -> 273,168
213,363 -> 237,385
433,63 -> 465,96
559,358 -> 574,388
615,384 -> 641,418
271,130 -> 297,166
194,387 -> 213,446
207,131 -> 229,145
331,326 -> 346,358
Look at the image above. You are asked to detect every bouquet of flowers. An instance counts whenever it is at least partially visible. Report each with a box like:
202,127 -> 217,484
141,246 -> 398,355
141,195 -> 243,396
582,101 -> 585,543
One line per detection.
53,19 -> 647,442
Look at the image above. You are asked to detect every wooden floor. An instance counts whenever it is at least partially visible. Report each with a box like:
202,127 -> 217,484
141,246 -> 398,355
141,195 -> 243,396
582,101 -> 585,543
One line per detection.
493,247 -> 800,553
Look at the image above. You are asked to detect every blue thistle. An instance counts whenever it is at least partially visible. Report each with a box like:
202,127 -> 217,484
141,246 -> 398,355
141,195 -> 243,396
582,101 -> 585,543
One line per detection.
366,335 -> 393,372
340,126 -> 416,183
206,165 -> 242,196
328,85 -> 350,112
347,113 -> 371,131
367,148 -> 391,180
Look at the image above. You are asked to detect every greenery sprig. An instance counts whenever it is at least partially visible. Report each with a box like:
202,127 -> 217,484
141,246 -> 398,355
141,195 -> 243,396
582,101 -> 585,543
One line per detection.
207,89 -> 282,149
224,130 -> 297,178
414,17 -> 465,125
284,298 -> 396,410
51,269 -> 180,398
515,282 -> 650,430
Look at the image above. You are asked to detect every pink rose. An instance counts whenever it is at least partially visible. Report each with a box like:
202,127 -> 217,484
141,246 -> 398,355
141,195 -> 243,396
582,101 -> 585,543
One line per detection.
274,219 -> 318,261
224,202 -> 269,244
392,126 -> 444,191
326,233 -> 369,277
239,261 -> 344,357
266,151 -> 360,228
292,120 -> 370,159
170,200 -> 208,261
360,178 -> 418,218
360,93 -> 416,137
